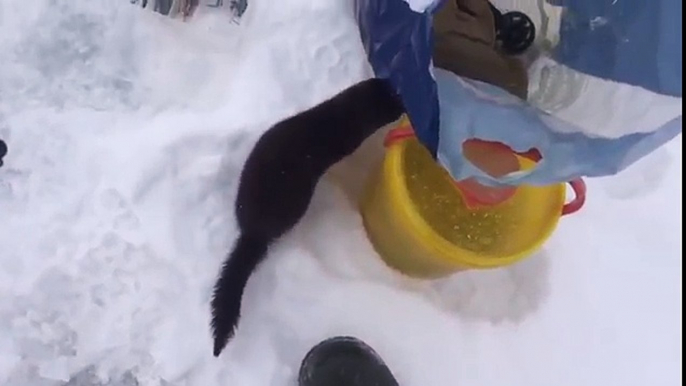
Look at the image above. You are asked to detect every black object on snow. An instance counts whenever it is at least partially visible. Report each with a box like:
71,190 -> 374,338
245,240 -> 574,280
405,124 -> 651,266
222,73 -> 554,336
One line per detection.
489,4 -> 536,56
207,0 -> 249,20
298,336 -> 400,386
0,139 -> 7,168
131,0 -> 198,17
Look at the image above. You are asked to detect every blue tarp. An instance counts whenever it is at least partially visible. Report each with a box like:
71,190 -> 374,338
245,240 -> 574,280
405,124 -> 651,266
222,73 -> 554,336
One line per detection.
556,0 -> 682,97
355,0 -> 682,186
355,0 -> 443,156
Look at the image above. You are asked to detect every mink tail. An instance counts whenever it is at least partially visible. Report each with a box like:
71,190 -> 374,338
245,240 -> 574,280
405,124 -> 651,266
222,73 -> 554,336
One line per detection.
210,233 -> 269,357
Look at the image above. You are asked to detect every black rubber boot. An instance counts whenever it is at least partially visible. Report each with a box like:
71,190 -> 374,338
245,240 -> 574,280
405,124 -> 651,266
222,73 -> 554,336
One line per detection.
298,337 -> 400,386
0,139 -> 7,168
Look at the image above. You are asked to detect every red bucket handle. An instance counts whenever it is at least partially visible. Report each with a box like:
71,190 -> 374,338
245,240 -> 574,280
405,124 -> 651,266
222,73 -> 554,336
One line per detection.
383,127 -> 586,216
562,178 -> 586,216
383,124 -> 415,147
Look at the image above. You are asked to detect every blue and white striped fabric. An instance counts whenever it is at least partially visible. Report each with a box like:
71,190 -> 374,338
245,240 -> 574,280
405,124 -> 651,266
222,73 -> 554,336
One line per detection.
355,0 -> 682,186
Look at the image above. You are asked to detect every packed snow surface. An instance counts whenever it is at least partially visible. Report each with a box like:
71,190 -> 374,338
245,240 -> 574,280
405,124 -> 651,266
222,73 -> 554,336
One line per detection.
0,1 -> 681,385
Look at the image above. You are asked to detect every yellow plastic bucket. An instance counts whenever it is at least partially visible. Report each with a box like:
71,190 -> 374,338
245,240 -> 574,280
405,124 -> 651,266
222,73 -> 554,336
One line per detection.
360,121 -> 585,279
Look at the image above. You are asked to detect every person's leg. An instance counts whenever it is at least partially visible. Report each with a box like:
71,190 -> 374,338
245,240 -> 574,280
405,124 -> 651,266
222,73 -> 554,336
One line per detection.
153,0 -> 173,15
298,336 -> 400,386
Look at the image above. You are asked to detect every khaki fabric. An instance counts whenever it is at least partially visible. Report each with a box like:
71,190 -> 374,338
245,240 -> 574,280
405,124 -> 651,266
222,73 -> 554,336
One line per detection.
432,0 -> 529,99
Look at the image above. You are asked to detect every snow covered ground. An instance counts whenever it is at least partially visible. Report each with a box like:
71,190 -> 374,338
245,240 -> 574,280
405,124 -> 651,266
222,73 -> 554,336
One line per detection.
0,1 -> 681,385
